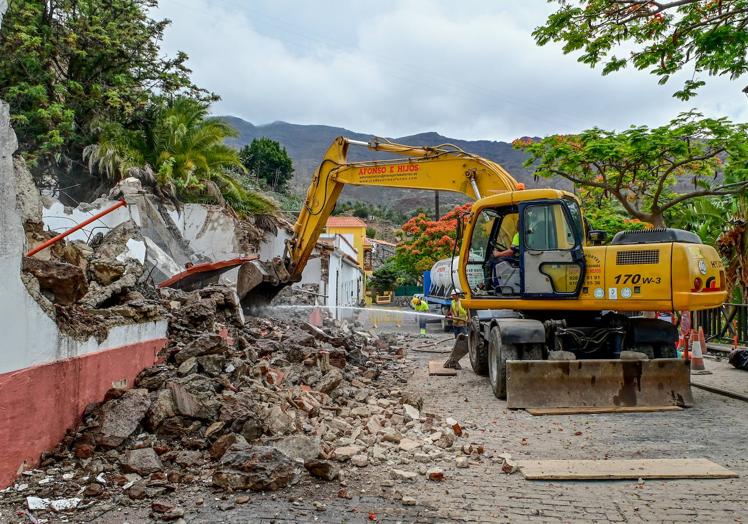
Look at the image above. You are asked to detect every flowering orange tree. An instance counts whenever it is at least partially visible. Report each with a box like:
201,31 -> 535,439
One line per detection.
394,203 -> 472,277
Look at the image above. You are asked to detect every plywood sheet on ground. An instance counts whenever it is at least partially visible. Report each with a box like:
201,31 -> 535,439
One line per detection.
516,459 -> 737,480
428,361 -> 457,376
526,406 -> 682,416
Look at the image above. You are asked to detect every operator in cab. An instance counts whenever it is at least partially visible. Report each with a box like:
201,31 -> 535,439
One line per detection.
448,290 -> 468,338
492,231 -> 520,260
411,296 -> 429,336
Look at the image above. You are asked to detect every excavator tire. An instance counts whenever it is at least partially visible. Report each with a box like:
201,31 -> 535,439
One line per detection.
488,326 -> 517,399
468,319 -> 488,376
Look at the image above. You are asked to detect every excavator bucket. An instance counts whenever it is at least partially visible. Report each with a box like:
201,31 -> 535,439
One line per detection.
237,257 -> 292,310
506,359 -> 693,410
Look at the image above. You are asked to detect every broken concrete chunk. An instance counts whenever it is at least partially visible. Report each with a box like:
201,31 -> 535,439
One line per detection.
272,435 -> 321,462
97,388 -> 151,448
168,382 -> 219,420
213,446 -> 299,491
403,404 -> 420,422
21,257 -> 88,304
121,448 -> 163,475
177,357 -> 198,376
210,434 -> 249,460
334,445 -> 363,461
426,467 -> 444,481
381,427 -> 402,443
264,405 -> 295,436
147,389 -> 176,430
390,469 -> 418,482
351,454 -> 369,467
398,438 -> 421,452
88,258 -> 126,286
316,368 -> 343,394
174,333 -> 226,365
304,459 -> 339,481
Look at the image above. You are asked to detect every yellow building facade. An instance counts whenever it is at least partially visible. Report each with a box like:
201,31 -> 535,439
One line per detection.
325,216 -> 372,272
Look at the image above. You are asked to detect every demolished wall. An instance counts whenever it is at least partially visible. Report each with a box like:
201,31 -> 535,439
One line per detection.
0,101 -> 168,488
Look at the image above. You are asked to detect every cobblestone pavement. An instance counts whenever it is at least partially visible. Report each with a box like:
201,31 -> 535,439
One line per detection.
9,327 -> 748,523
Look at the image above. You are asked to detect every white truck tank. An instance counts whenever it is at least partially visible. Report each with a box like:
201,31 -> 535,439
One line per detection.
429,256 -> 483,297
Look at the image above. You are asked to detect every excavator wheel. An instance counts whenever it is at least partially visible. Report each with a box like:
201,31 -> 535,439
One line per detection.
468,319 -> 488,376
488,326 -> 517,399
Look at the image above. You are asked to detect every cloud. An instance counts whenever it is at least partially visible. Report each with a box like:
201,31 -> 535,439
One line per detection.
155,0 -> 748,141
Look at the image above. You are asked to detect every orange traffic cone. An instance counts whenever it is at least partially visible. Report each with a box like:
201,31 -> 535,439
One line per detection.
683,330 -> 692,361
698,326 -> 708,356
690,330 -> 706,371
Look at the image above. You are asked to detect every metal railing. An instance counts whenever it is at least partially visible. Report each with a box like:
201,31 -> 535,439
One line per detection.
694,303 -> 748,346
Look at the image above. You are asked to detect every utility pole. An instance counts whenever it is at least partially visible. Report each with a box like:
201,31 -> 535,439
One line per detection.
434,191 -> 440,220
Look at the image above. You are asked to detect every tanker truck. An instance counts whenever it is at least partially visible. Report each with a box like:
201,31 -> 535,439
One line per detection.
422,255 -> 483,331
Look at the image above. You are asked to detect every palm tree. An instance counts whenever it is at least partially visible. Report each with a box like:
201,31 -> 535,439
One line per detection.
84,98 -> 275,214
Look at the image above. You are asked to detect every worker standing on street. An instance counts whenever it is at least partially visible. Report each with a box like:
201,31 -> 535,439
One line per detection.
412,296 -> 429,336
448,290 -> 468,338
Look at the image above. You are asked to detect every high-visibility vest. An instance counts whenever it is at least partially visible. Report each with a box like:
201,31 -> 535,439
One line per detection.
450,300 -> 468,325
414,301 -> 429,312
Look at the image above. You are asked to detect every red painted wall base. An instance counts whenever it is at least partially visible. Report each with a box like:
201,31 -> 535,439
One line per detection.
0,338 -> 167,488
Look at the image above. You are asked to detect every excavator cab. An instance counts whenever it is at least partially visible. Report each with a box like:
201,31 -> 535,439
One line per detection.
466,193 -> 586,300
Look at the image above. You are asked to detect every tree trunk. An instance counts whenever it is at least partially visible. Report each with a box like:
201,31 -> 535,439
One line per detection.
650,212 -> 667,228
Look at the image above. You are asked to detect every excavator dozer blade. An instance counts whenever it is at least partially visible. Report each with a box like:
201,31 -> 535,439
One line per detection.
506,359 -> 693,410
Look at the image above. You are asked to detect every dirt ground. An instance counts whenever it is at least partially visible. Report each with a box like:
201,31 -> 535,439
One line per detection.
4,312 -> 748,523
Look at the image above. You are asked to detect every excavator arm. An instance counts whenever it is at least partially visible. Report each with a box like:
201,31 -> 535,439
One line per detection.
238,136 -> 518,305
285,136 -> 518,281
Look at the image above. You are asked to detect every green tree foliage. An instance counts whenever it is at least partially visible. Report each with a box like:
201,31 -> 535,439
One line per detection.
84,98 -> 275,215
580,188 -> 647,238
0,0 -> 212,180
353,207 -> 369,219
366,226 -> 377,239
514,112 -> 748,227
238,138 -> 294,192
536,0 -> 748,100
368,263 -> 400,293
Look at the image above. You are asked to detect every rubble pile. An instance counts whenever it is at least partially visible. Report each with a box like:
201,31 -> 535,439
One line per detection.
21,220 -> 163,339
1,287 -> 473,518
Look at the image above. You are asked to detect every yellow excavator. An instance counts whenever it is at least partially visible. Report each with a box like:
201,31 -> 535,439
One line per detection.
239,137 -> 727,409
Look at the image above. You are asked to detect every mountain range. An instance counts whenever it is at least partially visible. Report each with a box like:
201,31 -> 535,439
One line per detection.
221,116 -> 567,212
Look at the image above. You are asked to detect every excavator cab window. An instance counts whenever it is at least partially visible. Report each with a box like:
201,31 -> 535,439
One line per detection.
520,200 -> 585,297
467,207 -> 521,297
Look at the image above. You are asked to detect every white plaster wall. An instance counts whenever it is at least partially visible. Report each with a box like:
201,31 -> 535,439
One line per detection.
43,199 -> 140,242
327,252 -> 340,316
168,204 -> 242,261
299,256 -> 322,288
260,227 -> 291,260
0,102 -> 167,375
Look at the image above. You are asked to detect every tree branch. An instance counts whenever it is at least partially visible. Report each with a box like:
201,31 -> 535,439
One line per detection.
659,181 -> 748,212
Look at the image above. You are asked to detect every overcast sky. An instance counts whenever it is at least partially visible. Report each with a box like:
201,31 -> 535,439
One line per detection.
155,0 -> 748,141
